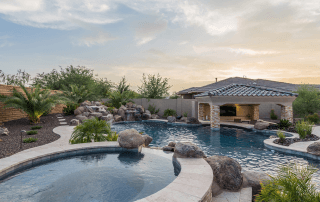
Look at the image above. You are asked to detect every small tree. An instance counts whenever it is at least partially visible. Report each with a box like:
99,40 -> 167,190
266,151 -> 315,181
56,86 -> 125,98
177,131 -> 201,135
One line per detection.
117,76 -> 130,94
138,73 -> 172,99
1,84 -> 69,124
293,84 -> 320,118
0,69 -> 31,86
61,84 -> 92,104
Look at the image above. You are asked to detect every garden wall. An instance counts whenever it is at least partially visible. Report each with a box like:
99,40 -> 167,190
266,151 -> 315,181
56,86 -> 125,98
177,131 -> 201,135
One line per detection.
0,84 -> 65,124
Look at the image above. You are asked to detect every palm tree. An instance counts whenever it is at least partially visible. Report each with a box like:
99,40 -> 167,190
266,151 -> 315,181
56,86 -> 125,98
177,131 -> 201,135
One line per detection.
1,83 -> 69,124
61,84 -> 92,104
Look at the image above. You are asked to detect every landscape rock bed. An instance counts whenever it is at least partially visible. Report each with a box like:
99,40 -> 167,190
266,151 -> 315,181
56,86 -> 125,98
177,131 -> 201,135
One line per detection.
273,134 -> 320,146
0,114 -> 70,159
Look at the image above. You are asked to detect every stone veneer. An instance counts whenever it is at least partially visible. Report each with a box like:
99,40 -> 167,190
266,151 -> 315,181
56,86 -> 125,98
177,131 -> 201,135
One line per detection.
198,103 -> 205,121
280,105 -> 293,123
253,105 -> 259,120
210,104 -> 220,129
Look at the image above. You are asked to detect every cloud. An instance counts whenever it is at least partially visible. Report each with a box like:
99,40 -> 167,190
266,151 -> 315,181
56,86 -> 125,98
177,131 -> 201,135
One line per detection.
0,35 -> 14,48
74,31 -> 116,47
193,46 -> 280,55
137,37 -> 155,46
134,17 -> 167,45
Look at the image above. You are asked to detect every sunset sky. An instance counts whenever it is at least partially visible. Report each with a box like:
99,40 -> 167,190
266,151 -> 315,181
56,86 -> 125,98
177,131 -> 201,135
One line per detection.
1,0 -> 320,92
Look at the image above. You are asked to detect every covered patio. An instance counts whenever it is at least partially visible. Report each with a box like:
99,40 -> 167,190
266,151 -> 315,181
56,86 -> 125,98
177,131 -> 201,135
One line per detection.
195,84 -> 298,130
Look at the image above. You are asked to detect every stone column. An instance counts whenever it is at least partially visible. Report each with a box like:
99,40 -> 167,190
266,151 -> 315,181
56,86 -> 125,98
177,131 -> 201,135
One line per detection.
280,105 -> 293,123
198,103 -> 205,121
253,105 -> 259,120
210,104 -> 220,130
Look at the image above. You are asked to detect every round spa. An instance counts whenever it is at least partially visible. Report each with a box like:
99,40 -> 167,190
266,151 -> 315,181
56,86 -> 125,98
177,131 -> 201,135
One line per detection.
0,150 -> 180,202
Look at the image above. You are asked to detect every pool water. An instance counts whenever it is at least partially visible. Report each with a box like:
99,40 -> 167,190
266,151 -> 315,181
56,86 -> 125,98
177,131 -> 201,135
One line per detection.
0,151 -> 179,202
112,122 -> 320,187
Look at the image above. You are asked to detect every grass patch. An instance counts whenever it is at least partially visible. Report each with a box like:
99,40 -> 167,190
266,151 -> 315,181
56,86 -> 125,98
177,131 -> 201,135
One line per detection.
23,137 -> 38,143
26,130 -> 38,135
31,126 -> 43,130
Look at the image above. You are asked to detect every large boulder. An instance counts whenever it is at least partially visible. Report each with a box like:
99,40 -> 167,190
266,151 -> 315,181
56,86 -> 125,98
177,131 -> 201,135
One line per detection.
114,115 -> 122,122
181,117 -> 188,122
307,142 -> 320,156
106,114 -> 114,121
187,117 -> 200,124
80,100 -> 91,106
205,155 -> 243,191
145,110 -> 151,114
174,142 -> 206,158
168,142 -> 176,147
89,112 -> 103,118
167,116 -> 176,123
151,114 -> 160,119
118,108 -> 126,120
136,105 -> 145,113
118,129 -> 145,149
85,106 -> 94,113
254,122 -> 270,130
74,107 -> 85,116
119,105 -> 127,111
142,134 -> 153,146
163,146 -> 174,151
82,112 -> 90,117
0,127 -> 9,136
75,115 -> 88,123
126,102 -> 134,108
95,101 -> 102,106
70,119 -> 80,126
101,111 -> 110,116
242,171 -> 271,196
113,108 -> 118,115
142,113 -> 151,120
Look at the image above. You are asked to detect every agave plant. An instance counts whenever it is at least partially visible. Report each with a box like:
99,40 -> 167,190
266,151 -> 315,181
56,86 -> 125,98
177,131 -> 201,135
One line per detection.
69,117 -> 114,144
1,84 -> 69,124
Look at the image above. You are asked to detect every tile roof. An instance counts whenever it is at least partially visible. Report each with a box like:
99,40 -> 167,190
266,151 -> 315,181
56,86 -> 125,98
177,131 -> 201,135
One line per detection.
194,83 -> 298,97
178,77 -> 320,95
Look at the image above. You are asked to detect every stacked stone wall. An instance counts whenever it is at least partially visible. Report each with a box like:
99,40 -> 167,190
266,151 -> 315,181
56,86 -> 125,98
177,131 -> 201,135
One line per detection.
198,103 -> 205,121
210,105 -> 220,129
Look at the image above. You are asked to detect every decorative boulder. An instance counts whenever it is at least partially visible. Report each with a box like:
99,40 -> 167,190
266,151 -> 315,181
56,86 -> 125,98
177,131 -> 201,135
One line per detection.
74,107 -> 85,116
95,102 -> 102,106
254,122 -> 270,130
118,109 -> 126,120
142,134 -> 153,146
114,115 -> 122,122
101,111 -> 109,116
85,106 -> 94,113
174,142 -> 206,158
167,116 -> 176,123
187,117 -> 200,124
80,100 -> 91,106
118,129 -> 145,149
151,114 -> 160,119
126,102 -> 134,108
0,127 -> 9,136
75,115 -> 88,123
119,105 -> 127,111
168,142 -> 176,147
145,110 -> 151,114
106,114 -> 114,121
205,155 -> 243,191
82,112 -> 90,117
89,112 -> 103,118
242,171 -> 271,196
136,105 -> 145,113
113,108 -> 118,115
142,113 -> 151,120
307,142 -> 320,156
181,117 -> 188,122
163,146 -> 174,151
70,119 -> 80,126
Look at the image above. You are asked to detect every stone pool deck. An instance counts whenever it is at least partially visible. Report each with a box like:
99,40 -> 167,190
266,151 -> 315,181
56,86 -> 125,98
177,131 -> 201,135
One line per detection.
264,125 -> 320,160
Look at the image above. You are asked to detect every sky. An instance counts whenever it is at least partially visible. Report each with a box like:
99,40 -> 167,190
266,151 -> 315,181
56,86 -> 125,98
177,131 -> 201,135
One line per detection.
1,0 -> 320,93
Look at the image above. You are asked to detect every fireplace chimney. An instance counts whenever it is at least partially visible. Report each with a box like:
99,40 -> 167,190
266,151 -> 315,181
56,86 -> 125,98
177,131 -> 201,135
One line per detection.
215,78 -> 218,83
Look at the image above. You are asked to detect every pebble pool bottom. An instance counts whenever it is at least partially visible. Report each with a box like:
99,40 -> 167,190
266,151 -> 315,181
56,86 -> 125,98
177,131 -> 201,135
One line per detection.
112,122 -> 320,188
0,151 -> 180,202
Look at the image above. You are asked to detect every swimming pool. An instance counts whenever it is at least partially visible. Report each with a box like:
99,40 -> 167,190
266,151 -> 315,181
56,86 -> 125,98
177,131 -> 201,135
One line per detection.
0,150 -> 180,202
112,122 -> 320,187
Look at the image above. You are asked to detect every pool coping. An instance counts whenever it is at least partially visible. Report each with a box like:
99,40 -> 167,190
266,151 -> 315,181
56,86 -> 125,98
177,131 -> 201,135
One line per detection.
263,126 -> 320,160
0,125 -> 214,202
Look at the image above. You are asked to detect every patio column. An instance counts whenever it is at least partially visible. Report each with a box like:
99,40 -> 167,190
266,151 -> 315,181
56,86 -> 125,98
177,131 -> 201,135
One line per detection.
280,105 -> 293,123
253,105 -> 259,120
198,103 -> 205,121
210,104 -> 220,130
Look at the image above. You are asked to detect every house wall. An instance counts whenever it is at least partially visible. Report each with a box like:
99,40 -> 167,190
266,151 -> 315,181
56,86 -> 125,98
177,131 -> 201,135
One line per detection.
0,84 -> 65,124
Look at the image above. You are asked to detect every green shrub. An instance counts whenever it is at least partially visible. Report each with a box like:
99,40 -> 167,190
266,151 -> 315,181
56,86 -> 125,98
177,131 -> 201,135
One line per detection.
148,104 -> 160,114
306,113 -> 320,124
31,126 -> 42,130
277,130 -> 286,143
255,163 -> 320,202
69,117 -> 114,144
63,103 -> 79,116
106,106 -> 115,112
278,119 -> 292,129
106,132 -> 118,141
183,112 -> 188,117
164,109 -> 177,117
23,137 -> 38,143
270,109 -> 278,120
26,130 -> 38,135
295,120 -> 313,139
